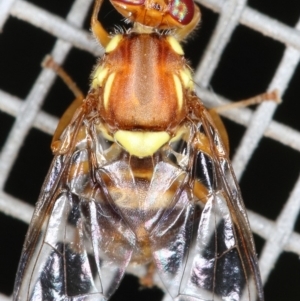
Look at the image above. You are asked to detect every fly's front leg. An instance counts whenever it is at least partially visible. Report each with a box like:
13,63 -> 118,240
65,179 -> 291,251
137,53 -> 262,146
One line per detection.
91,0 -> 111,47
42,56 -> 85,152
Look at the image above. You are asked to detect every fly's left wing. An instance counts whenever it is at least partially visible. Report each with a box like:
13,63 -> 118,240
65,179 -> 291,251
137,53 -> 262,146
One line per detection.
149,103 -> 264,301
13,107 -> 136,301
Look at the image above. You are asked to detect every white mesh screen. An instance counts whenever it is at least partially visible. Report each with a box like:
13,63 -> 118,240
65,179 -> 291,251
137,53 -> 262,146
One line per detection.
0,0 -> 299,300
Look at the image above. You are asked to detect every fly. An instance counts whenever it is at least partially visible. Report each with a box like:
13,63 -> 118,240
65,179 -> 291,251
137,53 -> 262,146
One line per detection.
13,0 -> 264,300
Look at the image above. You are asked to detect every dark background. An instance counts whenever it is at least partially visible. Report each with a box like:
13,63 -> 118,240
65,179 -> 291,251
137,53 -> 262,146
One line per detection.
0,0 -> 300,300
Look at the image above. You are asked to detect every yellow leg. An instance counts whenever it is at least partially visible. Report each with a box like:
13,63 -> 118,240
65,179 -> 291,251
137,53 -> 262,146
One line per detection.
91,0 -> 111,48
207,89 -> 281,154
42,56 -> 85,152
207,109 -> 230,154
139,262 -> 156,288
212,90 -> 281,113
42,55 -> 84,99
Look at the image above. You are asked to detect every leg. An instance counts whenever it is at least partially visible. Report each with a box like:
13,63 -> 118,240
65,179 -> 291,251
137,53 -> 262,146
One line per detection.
211,90 -> 280,113
207,90 -> 281,154
42,56 -> 85,152
91,0 -> 111,48
139,262 -> 156,288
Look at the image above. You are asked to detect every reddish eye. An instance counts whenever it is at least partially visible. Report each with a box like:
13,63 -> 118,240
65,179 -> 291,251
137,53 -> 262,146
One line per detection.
170,0 -> 194,25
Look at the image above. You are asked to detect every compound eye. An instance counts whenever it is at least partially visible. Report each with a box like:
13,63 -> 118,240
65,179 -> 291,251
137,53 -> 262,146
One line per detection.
169,0 -> 194,25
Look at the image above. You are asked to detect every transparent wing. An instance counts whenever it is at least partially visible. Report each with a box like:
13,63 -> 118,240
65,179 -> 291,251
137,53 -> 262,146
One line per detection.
13,107 -> 135,301
150,106 -> 263,301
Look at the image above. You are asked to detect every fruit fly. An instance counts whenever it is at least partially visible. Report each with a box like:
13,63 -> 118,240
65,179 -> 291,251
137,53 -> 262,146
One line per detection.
13,0 -> 264,300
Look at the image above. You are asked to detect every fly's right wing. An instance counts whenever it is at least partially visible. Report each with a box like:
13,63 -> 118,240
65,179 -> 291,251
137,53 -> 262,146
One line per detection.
149,107 -> 263,301
13,107 -> 136,301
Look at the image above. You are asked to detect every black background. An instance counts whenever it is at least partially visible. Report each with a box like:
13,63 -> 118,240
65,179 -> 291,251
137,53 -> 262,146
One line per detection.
0,0 -> 300,300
